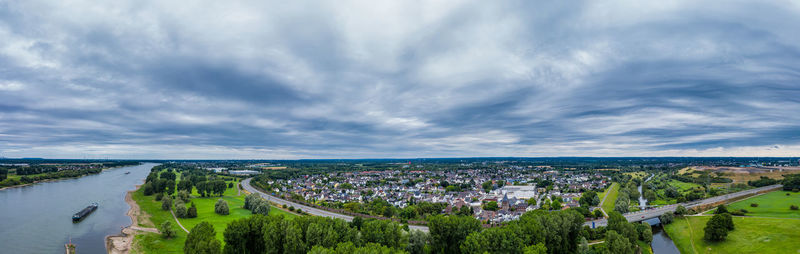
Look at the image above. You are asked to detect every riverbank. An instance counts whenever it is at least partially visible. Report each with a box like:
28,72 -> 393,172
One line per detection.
106,184 -> 159,254
0,165 -> 132,191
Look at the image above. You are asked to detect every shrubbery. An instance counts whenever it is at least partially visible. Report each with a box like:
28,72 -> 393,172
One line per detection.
215,199 -> 229,215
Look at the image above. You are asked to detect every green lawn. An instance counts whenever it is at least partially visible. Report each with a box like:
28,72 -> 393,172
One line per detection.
664,216 -> 800,254
668,180 -> 702,193
711,191 -> 800,218
601,182 -> 620,214
132,175 -> 298,253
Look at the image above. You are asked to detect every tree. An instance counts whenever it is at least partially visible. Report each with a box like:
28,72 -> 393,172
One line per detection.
483,201 -> 499,211
283,221 -> 306,254
162,195 -> 173,211
406,230 -> 429,254
188,202 -> 198,218
185,222 -> 221,254
674,205 -> 688,216
244,193 -> 260,210
522,243 -> 547,254
576,237 -> 590,254
659,212 -> 674,225
160,221 -> 176,239
551,200 -> 562,210
607,212 -> 637,246
428,215 -> 481,254
224,215 -> 271,254
178,190 -> 191,203
176,203 -> 188,218
637,222 -> 653,243
166,180 -> 176,195
215,199 -> 230,215
482,181 -> 493,193
605,230 -> 634,254
160,171 -> 177,181
704,214 -> 731,242
351,216 -> 364,230
594,209 -> 604,219
143,183 -> 154,196
177,180 -> 193,193
361,219 -> 406,249
251,199 -> 270,215
714,204 -> 729,214
460,226 -> 524,254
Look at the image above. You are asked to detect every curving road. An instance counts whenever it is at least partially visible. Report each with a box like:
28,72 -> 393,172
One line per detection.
585,184 -> 782,227
241,178 -> 430,232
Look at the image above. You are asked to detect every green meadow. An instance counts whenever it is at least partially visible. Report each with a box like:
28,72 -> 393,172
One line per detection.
131,175 -> 297,253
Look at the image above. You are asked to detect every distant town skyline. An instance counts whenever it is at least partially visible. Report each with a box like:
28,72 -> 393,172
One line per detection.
1,1 -> 799,159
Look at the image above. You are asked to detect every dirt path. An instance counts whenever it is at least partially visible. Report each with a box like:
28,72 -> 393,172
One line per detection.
170,209 -> 190,233
106,186 -> 159,254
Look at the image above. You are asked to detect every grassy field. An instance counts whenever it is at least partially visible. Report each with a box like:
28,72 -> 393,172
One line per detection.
600,182 -> 620,214
665,216 -> 800,254
668,179 -> 702,193
131,176 -> 298,253
710,191 -> 800,218
624,172 -> 648,179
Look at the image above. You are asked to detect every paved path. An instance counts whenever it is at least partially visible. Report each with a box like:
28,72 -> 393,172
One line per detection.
242,178 -> 430,232
585,184 -> 782,227
170,209 -> 190,233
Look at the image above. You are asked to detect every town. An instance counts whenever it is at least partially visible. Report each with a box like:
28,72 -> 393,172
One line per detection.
250,164 -> 611,223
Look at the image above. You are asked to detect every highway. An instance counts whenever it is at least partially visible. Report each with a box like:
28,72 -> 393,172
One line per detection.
243,178 -> 780,230
585,184 -> 782,227
241,178 -> 430,232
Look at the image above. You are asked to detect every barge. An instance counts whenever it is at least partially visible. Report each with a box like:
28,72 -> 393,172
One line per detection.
72,202 -> 98,222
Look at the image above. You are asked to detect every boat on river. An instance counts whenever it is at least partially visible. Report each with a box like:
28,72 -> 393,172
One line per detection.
72,203 -> 98,222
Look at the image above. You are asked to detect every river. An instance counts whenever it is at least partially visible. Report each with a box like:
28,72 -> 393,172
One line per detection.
637,174 -> 680,254
0,163 -> 155,254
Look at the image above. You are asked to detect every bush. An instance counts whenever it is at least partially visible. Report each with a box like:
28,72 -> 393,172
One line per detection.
794,189 -> 799,193
177,190 -> 191,203
282,204 -> 288,209
791,205 -> 799,210
787,193 -> 791,196
251,200 -> 270,215
176,204 -> 188,218
288,206 -> 295,211
160,221 -> 176,239
143,183 -> 154,196
659,212 -> 674,225
730,210 -> 745,216
243,193 -> 260,210
188,203 -> 198,218
155,192 -> 164,201
740,209 -> 748,213
296,209 -> 303,214
162,195 -> 173,211
674,205 -> 688,216
215,199 -> 229,215
750,203 -> 759,207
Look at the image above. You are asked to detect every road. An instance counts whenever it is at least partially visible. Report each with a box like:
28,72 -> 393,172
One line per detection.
585,184 -> 782,227
243,178 -> 779,230
241,178 -> 430,232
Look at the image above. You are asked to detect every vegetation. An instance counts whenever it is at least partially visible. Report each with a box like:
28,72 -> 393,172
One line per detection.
725,191 -> 800,218
215,199 -> 230,215
161,221 -> 177,239
600,183 -> 620,214
665,216 -> 800,254
185,221 -> 222,254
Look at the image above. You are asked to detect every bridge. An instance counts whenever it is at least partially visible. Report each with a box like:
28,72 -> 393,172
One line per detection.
585,184 -> 782,227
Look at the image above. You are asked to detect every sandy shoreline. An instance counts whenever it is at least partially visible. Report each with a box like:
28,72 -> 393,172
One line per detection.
105,184 -> 159,254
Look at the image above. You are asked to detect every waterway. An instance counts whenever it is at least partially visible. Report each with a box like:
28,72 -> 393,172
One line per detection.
651,226 -> 680,254
0,163 -> 155,254
638,174 -> 680,254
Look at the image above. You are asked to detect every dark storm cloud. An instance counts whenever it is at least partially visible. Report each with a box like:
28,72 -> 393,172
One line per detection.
1,0 -> 800,159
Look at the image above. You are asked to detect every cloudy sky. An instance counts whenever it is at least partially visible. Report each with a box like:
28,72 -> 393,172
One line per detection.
1,1 -> 799,159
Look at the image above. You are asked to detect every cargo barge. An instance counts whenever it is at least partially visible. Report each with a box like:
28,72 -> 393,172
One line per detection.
72,202 -> 98,222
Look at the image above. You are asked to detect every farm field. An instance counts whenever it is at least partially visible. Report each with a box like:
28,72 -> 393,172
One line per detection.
664,216 -> 800,254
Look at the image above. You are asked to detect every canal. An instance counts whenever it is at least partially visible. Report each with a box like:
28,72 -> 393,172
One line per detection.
0,163 -> 156,254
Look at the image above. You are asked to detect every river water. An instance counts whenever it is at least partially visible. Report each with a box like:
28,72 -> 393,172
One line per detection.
638,174 -> 680,254
0,163 -> 155,254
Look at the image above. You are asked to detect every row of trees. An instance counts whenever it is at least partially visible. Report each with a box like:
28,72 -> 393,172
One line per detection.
183,207 -> 628,254
0,167 -> 103,187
